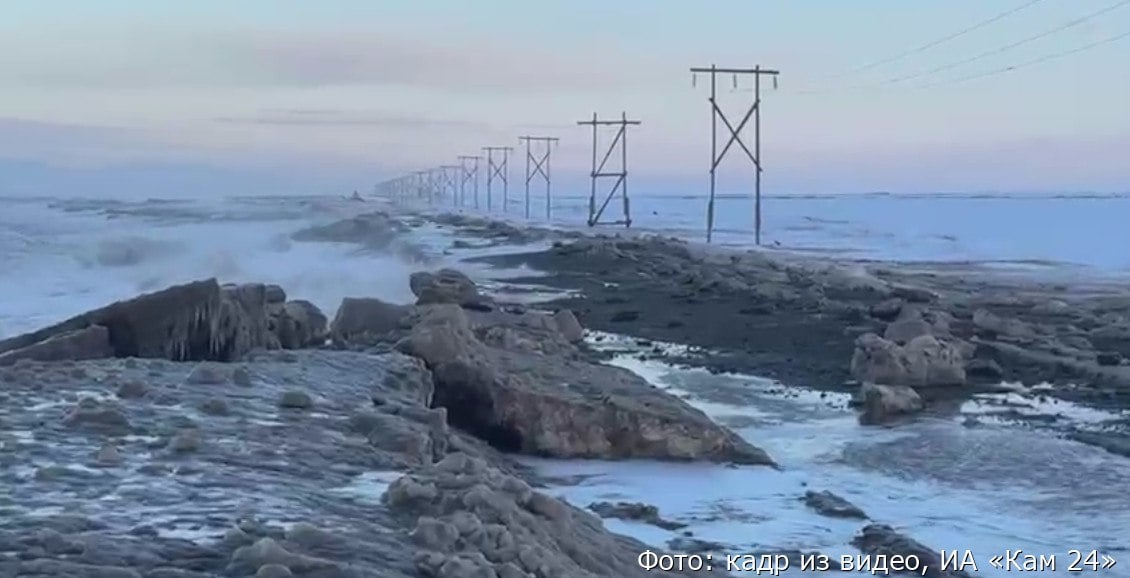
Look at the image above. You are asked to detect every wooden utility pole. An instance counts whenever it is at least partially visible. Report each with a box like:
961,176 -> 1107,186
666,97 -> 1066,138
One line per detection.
482,146 -> 513,213
518,136 -> 559,220
577,112 -> 640,228
439,165 -> 460,208
690,64 -> 779,244
458,155 -> 482,209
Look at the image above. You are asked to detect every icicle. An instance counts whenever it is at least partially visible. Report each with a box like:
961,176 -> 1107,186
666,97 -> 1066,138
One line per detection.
692,73 -> 697,88
732,74 -> 737,89
773,76 -> 778,90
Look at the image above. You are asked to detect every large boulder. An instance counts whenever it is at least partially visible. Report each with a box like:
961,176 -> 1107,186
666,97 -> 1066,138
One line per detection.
270,300 -> 328,349
220,282 -> 280,353
0,325 -> 113,366
858,382 -> 924,425
395,305 -> 774,466
850,333 -> 967,388
330,297 -> 412,345
385,453 -> 697,578
882,307 -> 934,345
409,268 -> 492,308
0,279 -> 287,364
290,212 -> 406,248
853,524 -> 975,578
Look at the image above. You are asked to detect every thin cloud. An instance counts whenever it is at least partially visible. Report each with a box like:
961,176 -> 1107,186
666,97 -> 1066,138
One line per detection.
0,28 -> 666,92
213,109 -> 490,131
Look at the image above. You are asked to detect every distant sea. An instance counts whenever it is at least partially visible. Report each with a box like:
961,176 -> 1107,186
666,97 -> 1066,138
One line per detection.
462,191 -> 1130,275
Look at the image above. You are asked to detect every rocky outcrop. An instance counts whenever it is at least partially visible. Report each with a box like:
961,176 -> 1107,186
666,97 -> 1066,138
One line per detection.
385,453 -> 695,578
330,297 -> 413,346
290,212 -> 429,262
802,490 -> 868,519
852,524 -> 975,578
269,300 -> 327,349
395,304 -> 774,466
851,333 -> 967,388
410,268 -> 494,309
290,212 -> 407,248
858,382 -> 925,425
0,325 -> 113,366
0,279 -> 329,365
588,501 -> 686,530
553,309 -> 585,343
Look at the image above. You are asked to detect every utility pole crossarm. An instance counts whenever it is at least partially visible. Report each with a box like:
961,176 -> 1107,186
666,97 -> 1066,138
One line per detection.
690,67 -> 780,75
577,120 -> 642,126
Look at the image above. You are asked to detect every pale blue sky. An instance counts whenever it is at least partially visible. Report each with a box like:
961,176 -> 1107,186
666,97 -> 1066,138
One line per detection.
2,0 -> 1128,196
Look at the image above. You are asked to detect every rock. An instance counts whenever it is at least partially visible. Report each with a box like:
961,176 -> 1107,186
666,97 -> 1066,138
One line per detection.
553,309 -> 584,343
362,411 -> 437,465
972,308 -> 1036,340
410,268 -> 490,307
802,490 -> 867,519
858,383 -> 924,425
852,524 -> 975,578
232,366 -> 253,386
851,333 -> 967,388
94,443 -> 124,467
890,284 -> 938,303
588,501 -> 686,530
610,310 -> 639,323
869,298 -> 904,322
0,325 -> 113,366
1097,351 -> 1123,366
396,305 -> 773,466
291,212 -> 406,249
168,429 -> 202,453
965,358 -> 1004,381
1030,298 -> 1073,316
330,297 -> 411,345
116,379 -> 149,399
271,300 -> 327,349
221,282 -> 279,352
386,454 -> 692,578
883,317 -> 933,345
1070,431 -> 1130,458
278,389 -> 313,409
63,399 -> 132,435
186,363 -> 228,385
255,564 -> 293,578
411,517 -> 461,550
666,537 -> 728,554
199,398 -> 230,416
0,279 -> 277,363
228,537 -> 336,575
264,285 -> 287,304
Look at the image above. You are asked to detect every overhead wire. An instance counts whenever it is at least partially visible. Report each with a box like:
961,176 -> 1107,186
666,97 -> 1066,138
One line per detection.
876,0 -> 1130,86
782,0 -> 1130,96
916,28 -> 1130,88
847,0 -> 1049,75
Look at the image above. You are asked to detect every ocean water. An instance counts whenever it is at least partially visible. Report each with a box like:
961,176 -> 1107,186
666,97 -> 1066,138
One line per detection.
1,192 -> 1128,576
418,191 -> 1130,276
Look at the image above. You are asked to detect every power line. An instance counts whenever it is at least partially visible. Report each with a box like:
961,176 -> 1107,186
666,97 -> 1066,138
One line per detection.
918,28 -> 1130,87
849,0 -> 1048,75
879,0 -> 1130,86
